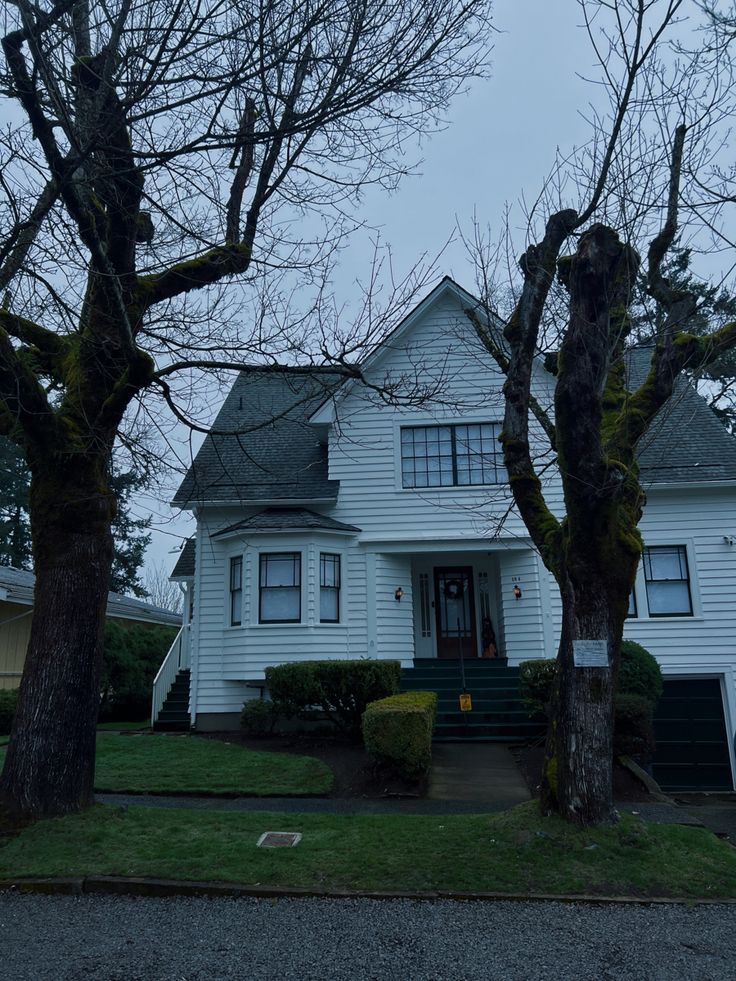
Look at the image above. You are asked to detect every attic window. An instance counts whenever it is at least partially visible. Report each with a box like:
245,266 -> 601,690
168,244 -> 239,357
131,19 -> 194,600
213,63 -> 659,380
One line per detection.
401,423 -> 503,489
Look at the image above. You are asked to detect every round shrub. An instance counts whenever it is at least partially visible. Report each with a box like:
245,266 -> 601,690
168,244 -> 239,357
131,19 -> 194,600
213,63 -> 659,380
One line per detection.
618,641 -> 663,706
241,698 -> 279,736
614,692 -> 656,759
518,659 -> 557,719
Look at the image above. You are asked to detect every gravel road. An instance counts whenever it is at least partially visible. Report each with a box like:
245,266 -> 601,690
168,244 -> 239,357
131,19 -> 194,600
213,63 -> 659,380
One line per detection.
2,892 -> 735,980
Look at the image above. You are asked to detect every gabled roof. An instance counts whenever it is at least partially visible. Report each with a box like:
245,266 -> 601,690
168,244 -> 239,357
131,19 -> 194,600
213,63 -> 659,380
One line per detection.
173,369 -> 347,508
173,285 -> 736,506
0,565 -> 181,626
170,538 -> 195,580
211,508 -> 360,539
626,346 -> 736,485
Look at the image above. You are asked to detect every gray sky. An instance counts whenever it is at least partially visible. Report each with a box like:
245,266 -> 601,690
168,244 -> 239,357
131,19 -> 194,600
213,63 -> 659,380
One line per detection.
141,0 -> 722,583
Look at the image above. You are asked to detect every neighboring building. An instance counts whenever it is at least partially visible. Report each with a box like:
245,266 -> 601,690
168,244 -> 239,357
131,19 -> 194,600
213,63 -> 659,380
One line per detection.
159,277 -> 736,790
0,565 -> 181,691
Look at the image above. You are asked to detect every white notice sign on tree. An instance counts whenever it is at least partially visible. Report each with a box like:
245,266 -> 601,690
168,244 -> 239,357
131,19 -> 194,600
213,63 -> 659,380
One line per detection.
573,640 -> 608,668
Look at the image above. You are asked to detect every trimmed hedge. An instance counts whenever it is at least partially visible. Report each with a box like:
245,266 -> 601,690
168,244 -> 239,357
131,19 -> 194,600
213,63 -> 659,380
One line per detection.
518,659 -> 558,719
240,698 -> 279,736
614,693 -> 656,758
0,688 -> 18,735
265,660 -> 401,734
362,691 -> 438,778
617,641 -> 663,705
519,641 -> 663,717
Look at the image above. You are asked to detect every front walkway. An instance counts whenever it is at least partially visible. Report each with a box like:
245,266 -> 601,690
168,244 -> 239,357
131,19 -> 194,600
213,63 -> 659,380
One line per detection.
427,743 -> 530,807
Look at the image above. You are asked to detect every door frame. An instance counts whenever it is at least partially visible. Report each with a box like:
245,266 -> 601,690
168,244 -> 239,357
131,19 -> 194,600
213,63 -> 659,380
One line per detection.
433,565 -> 478,659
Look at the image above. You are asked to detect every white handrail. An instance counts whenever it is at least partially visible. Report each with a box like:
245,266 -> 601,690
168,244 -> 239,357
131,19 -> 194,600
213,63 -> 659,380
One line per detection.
151,624 -> 191,725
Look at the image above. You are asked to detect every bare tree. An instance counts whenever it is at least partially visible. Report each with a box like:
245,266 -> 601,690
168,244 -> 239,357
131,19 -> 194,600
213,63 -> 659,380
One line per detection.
0,0 -> 492,822
143,560 -> 183,615
466,0 -> 736,825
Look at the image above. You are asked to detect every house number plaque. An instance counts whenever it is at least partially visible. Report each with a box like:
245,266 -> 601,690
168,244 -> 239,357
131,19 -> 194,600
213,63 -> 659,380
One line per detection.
573,640 -> 608,668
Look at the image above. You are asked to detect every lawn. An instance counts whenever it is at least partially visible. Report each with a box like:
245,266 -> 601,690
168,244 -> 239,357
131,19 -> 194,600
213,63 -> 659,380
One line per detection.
1,801 -> 735,898
0,734 -> 334,797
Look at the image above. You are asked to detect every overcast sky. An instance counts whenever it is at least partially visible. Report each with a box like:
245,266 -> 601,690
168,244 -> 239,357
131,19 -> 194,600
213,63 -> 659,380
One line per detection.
140,0 -> 719,585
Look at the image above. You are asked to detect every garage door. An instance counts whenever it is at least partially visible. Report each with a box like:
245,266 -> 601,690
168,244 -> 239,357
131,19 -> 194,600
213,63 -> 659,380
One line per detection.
651,678 -> 733,792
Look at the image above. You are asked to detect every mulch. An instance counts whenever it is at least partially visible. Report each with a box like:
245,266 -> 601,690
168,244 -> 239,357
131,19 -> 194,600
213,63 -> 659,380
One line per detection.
512,743 -> 652,803
197,731 -> 653,803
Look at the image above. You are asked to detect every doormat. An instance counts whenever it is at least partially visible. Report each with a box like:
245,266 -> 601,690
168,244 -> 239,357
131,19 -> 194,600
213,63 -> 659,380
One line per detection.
256,831 -> 302,848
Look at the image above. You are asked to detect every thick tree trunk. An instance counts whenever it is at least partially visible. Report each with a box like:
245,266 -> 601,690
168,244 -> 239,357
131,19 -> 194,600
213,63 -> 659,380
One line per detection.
542,574 -> 626,826
0,456 -> 114,823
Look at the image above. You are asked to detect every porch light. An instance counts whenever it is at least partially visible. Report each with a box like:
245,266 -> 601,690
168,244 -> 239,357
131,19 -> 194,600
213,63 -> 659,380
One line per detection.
513,584 -> 522,600
395,587 -> 404,602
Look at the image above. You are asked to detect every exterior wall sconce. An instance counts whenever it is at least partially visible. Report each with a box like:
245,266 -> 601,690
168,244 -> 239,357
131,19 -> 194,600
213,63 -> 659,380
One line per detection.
724,536 -> 736,546
513,584 -> 522,600
395,587 -> 404,602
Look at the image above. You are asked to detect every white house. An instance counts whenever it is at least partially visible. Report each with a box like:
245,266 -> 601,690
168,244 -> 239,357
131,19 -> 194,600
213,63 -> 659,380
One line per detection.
159,277 -> 736,791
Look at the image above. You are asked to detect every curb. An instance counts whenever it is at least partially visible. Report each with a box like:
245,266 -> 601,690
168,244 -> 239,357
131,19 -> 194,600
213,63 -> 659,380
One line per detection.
1,876 -> 735,906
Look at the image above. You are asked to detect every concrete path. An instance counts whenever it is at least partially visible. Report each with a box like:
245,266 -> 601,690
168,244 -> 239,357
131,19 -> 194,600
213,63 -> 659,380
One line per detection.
427,742 -> 531,807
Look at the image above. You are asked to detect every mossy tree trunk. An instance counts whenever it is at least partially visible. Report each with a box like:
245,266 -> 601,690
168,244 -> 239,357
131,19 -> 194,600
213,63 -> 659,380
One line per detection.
0,451 -> 115,821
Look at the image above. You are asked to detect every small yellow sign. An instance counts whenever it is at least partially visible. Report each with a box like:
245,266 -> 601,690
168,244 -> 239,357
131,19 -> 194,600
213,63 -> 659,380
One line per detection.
459,693 -> 473,712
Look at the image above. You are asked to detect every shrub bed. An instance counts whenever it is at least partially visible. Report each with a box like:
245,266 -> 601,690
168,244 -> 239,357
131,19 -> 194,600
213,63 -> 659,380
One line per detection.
362,691 -> 437,778
0,688 -> 18,735
519,641 -> 663,762
265,659 -> 401,735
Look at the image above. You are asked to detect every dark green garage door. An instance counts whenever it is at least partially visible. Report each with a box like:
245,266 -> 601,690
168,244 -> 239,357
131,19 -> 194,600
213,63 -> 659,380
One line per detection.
652,678 -> 733,792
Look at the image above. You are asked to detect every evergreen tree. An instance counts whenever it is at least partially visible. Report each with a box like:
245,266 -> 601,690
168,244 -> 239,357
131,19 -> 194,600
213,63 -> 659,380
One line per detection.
0,439 -> 151,596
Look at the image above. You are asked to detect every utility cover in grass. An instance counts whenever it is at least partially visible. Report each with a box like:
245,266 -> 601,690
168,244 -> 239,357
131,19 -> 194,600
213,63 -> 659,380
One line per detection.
257,832 -> 302,848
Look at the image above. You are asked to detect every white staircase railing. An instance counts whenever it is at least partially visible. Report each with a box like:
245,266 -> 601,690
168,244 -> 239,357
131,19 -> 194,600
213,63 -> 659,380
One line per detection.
151,624 -> 191,726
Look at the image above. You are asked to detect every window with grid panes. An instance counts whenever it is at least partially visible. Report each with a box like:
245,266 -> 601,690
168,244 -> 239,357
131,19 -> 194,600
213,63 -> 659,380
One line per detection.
643,545 -> 692,617
259,552 -> 301,623
319,553 -> 341,623
400,423 -> 502,488
229,556 -> 242,626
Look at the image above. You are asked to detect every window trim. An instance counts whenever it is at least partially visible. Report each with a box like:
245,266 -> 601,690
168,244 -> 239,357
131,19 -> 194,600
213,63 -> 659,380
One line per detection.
319,552 -> 341,624
642,544 -> 693,618
258,551 -> 302,624
399,421 -> 503,490
229,555 -> 243,627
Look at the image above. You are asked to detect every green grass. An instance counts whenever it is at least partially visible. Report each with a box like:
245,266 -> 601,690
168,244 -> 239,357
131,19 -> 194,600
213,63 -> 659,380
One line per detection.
94,734 -> 334,795
1,801 -> 735,898
0,734 -> 334,797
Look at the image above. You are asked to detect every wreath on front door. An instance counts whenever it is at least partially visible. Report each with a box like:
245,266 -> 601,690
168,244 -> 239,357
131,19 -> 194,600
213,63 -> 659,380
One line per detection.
443,578 -> 465,600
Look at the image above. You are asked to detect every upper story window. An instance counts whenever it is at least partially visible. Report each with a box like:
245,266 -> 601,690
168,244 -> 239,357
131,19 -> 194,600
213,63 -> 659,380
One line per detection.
400,423 -> 502,489
259,552 -> 301,623
229,556 -> 242,626
643,545 -> 692,617
320,553 -> 341,623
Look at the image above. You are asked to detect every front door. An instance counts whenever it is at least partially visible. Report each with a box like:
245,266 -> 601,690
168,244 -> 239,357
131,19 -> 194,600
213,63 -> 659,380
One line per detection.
434,567 -> 478,659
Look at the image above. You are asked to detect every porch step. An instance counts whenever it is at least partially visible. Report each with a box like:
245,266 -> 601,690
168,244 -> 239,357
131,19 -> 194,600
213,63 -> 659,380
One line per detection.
153,669 -> 191,732
401,659 -> 545,743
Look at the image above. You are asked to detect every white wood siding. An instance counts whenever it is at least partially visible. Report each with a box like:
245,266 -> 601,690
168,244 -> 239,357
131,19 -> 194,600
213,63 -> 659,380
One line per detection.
328,293 -> 562,540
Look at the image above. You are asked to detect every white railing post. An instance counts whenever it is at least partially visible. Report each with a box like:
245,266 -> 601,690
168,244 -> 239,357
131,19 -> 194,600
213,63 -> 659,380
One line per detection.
151,626 -> 189,726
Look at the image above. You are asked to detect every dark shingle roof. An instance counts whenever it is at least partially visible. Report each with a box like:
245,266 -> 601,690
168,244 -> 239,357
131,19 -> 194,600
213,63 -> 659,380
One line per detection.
173,370 -> 345,507
212,508 -> 360,539
626,346 -> 736,484
170,538 -> 195,579
0,565 -> 181,626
